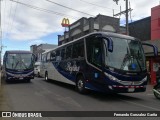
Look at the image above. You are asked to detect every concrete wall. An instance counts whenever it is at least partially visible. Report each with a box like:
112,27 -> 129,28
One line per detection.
151,5 -> 160,40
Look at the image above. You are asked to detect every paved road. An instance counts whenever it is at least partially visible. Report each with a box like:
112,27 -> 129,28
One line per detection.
1,77 -> 160,120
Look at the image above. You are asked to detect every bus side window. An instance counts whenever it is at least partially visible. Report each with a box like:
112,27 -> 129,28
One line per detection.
73,41 -> 84,58
56,50 -> 61,61
86,36 -> 102,67
61,48 -> 66,60
78,42 -> 84,58
46,52 -> 51,62
50,51 -> 56,61
42,54 -> 47,63
66,45 -> 72,59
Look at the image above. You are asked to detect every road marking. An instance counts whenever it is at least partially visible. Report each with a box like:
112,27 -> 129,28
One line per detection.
147,94 -> 154,96
119,99 -> 160,111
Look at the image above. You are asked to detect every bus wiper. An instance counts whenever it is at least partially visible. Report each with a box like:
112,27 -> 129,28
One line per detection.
21,60 -> 28,69
120,54 -> 130,70
14,61 -> 19,69
120,48 -> 131,70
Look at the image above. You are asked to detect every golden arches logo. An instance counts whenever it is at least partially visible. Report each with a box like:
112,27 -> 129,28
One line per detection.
61,18 -> 70,27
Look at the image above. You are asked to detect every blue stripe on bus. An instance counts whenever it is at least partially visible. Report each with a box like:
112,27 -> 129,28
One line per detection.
52,62 -> 103,91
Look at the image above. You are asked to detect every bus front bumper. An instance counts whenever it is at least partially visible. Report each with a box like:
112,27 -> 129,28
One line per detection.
6,76 -> 34,81
108,85 -> 147,93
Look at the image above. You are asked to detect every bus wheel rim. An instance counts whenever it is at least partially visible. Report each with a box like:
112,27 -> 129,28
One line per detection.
45,75 -> 48,80
78,80 -> 83,90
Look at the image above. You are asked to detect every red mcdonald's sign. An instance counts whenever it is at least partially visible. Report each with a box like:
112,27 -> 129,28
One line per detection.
61,18 -> 70,27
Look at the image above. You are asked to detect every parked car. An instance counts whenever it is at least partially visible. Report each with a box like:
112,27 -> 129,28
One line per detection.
34,62 -> 41,77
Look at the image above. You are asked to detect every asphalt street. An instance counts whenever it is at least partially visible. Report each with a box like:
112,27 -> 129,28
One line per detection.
1,77 -> 160,120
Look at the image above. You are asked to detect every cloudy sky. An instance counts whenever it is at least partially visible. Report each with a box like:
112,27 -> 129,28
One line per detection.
1,0 -> 160,55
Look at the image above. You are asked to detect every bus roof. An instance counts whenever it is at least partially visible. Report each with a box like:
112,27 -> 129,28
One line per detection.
101,32 -> 135,40
5,50 -> 32,54
42,32 -> 137,54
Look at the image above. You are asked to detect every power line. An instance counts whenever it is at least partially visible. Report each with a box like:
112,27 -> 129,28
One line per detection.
6,0 -> 14,38
2,0 -> 7,39
113,0 -> 133,35
45,0 -> 94,17
9,0 -> 19,38
79,0 -> 119,11
10,0 -> 78,19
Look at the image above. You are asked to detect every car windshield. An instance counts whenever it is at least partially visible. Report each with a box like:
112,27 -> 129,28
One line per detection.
6,53 -> 34,70
104,37 -> 146,72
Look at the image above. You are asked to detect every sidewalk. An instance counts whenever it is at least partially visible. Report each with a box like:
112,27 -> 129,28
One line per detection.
0,71 -> 1,86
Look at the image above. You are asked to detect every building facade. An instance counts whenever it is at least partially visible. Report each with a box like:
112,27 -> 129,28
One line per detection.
151,5 -> 160,40
129,17 -> 151,41
128,5 -> 160,84
58,14 -> 120,45
149,5 -> 160,84
30,44 -> 57,61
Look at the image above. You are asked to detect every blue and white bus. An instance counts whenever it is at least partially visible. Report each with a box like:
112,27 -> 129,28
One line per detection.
40,32 -> 158,93
3,50 -> 35,82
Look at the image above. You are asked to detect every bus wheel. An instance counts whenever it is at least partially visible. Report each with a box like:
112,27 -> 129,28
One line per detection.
45,72 -> 48,81
76,76 -> 86,94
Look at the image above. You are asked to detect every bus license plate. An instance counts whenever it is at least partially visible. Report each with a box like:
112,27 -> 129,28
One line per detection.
128,88 -> 135,92
19,77 -> 23,80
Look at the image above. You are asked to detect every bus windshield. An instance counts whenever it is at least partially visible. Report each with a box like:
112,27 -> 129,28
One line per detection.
6,53 -> 34,70
104,37 -> 146,72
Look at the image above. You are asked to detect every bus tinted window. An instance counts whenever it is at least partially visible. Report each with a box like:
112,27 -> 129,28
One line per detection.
50,51 -> 56,61
66,45 -> 72,59
61,49 -> 66,60
56,50 -> 61,61
42,54 -> 47,62
73,41 -> 84,58
86,36 -> 102,66
47,52 -> 50,61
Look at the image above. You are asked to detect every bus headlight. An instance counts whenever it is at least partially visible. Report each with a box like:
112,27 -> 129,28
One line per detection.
141,76 -> 147,82
104,72 -> 120,82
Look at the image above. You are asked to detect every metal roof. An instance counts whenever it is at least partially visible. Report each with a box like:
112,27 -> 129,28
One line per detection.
5,50 -> 32,54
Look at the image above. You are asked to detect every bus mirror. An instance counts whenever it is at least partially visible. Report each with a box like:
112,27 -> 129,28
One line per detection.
104,37 -> 113,52
142,43 -> 158,56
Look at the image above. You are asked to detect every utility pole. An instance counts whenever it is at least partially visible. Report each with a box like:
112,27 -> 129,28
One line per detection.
113,0 -> 132,35
0,0 -> 1,67
0,0 -> 2,86
126,0 -> 129,35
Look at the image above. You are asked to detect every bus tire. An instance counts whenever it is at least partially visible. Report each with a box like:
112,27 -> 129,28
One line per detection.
76,76 -> 86,94
45,72 -> 49,81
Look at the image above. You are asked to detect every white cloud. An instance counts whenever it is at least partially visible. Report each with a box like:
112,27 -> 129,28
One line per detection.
28,39 -> 46,46
1,0 -> 160,42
